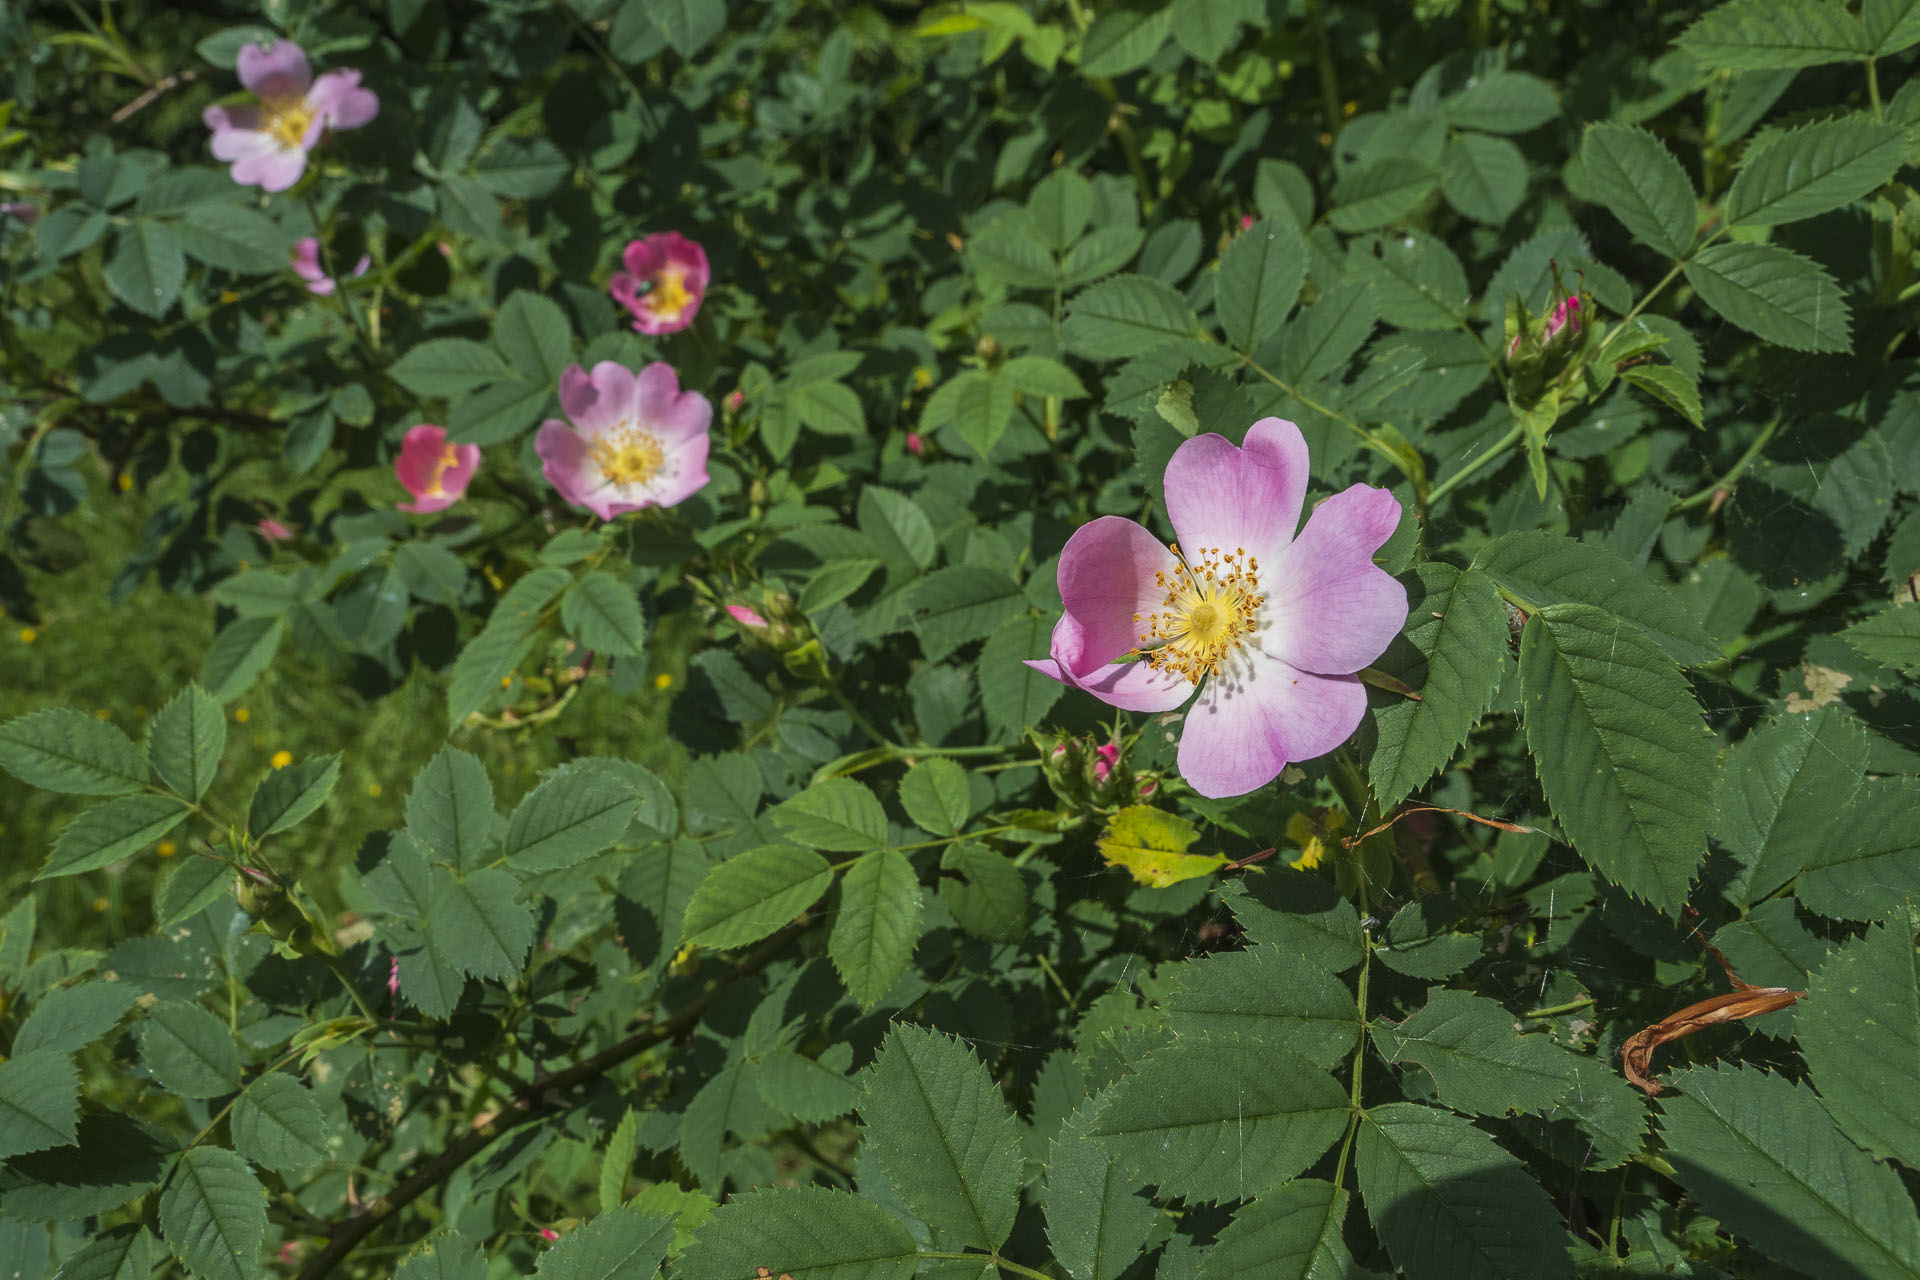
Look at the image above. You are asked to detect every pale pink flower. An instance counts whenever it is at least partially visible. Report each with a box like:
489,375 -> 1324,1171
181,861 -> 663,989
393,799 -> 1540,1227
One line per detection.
535,362 -> 712,520
394,424 -> 480,514
1027,418 -> 1407,799
203,40 -> 378,193
609,232 -> 709,335
258,518 -> 294,542
292,237 -> 370,296
727,604 -> 769,630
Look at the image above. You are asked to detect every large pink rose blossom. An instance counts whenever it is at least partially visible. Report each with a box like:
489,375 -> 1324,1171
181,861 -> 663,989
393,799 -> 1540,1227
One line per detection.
203,40 -> 379,193
609,232 -> 709,335
535,362 -> 712,520
394,424 -> 480,514
292,237 -> 370,295
1028,418 -> 1407,799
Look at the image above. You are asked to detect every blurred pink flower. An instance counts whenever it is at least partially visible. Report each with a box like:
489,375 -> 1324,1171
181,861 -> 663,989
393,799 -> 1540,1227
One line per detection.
258,518 -> 294,542
535,361 -> 712,520
204,40 -> 378,193
394,424 -> 480,514
1239,213 -> 1255,230
539,1228 -> 561,1243
292,237 -> 370,295
727,604 -> 769,630
0,202 -> 37,226
905,432 -> 925,455
1027,418 -> 1406,799
610,232 -> 709,335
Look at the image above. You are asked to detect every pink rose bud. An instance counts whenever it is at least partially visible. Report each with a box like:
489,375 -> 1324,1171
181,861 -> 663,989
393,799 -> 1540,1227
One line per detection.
536,362 -> 713,519
610,232 -> 709,335
540,1228 -> 560,1243
1240,214 -> 1255,230
394,424 -> 481,514
1050,743 -> 1069,764
388,956 -> 401,997
725,390 -> 745,412
728,604 -> 769,629
906,432 -> 925,455
258,518 -> 294,542
1093,743 -> 1120,783
1137,778 -> 1158,800
1509,294 -> 1583,357
203,40 -> 378,193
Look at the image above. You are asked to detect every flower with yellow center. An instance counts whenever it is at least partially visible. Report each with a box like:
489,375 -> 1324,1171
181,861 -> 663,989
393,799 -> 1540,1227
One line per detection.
203,40 -> 378,194
611,232 -> 710,335
396,425 -> 481,515
586,423 -> 667,489
536,360 -> 713,521
1133,544 -> 1265,684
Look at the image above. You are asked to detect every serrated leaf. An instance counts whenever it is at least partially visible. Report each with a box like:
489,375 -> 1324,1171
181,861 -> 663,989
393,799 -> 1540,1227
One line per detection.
231,1073 -> 327,1172
1220,870 -> 1366,971
534,1203 -> 676,1280
426,868 -> 535,980
139,1001 -> 242,1099
0,1050 -> 79,1161
145,684 -> 224,802
493,291 -> 573,384
40,794 -> 187,879
1354,230 -> 1471,331
938,842 -> 1028,943
1328,161 -> 1440,232
390,338 -> 510,399
978,613 -> 1065,740
1797,922 -> 1920,1169
1713,706 -> 1871,905
907,565 -> 1026,662
200,616 -> 283,701
771,778 -> 888,852
1867,0 -> 1920,52
158,1147 -> 265,1280
14,981 -> 137,1056
1370,564 -> 1510,808
830,849 -> 921,1009
1796,777 -> 1920,919
1357,1103 -> 1573,1280
1046,1101 -> 1159,1280
1686,241 -> 1851,353
1218,217 -> 1306,351
1096,805 -> 1226,888
1444,69 -> 1559,134
405,746 -> 495,873
50,1225 -> 153,1280
447,566 -> 571,728
1519,603 -> 1715,914
1727,117 -> 1911,227
900,758 -> 971,837
1371,989 -> 1580,1116
861,1024 -> 1023,1249
1841,602 -> 1920,675
1473,530 -> 1719,664
1078,5 -> 1173,74
394,1232 -> 486,1280
641,0 -> 725,57
1000,355 -> 1089,399
560,572 -> 649,657
1620,364 -> 1704,427
1194,1179 -> 1357,1280
503,759 -> 639,871
673,1186 -> 919,1280
1676,0 -> 1871,69
175,204 -> 291,274
1028,170 -> 1093,251
1442,132 -> 1528,224
1580,123 -> 1697,260
1063,275 -> 1198,359
755,1045 -> 858,1125
247,753 -> 340,838
1164,945 -> 1360,1069
1280,280 -> 1378,385
104,220 -> 184,317
1659,1064 -> 1920,1280
681,846 -> 832,949
0,708 -> 148,795
599,1107 -> 641,1212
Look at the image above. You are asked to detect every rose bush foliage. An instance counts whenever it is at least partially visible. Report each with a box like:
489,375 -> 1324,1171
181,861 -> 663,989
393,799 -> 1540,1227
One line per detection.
2,1 -> 1920,1278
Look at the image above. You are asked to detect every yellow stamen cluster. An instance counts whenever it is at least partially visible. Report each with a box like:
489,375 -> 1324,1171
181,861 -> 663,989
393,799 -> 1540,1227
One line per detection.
426,444 -> 460,496
648,268 -> 693,319
263,96 -> 315,149
1132,543 -> 1263,684
588,422 -> 666,488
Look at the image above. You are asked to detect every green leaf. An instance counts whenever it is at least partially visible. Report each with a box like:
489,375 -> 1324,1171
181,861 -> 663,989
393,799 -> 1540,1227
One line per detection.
861,1024 -> 1023,1249
1280,280 -> 1379,386
599,1106 -> 641,1212
405,746 -> 495,873
978,613 -> 1065,739
448,377 -> 553,445
40,794 -> 187,879
1443,70 -> 1559,134
1866,0 -> 1920,52
674,1186 -> 919,1280
145,684 -> 224,802
1580,123 -> 1697,260
200,616 -> 284,701
857,487 -> 938,572
48,1225 -> 153,1280
426,868 -> 535,980
139,1001 -> 242,1099
503,759 -> 639,872
472,136 -> 569,198
1472,530 -> 1720,664
247,753 -> 341,838
1685,241 -> 1851,353
1078,6 -> 1173,75
1217,217 -> 1307,351
1727,117 -> 1911,227
681,846 -> 832,949
641,0 -> 725,57
13,981 -> 137,1056
174,204 -> 292,274
756,1046 -> 859,1124
1000,355 -> 1089,399
1194,1179 -> 1358,1280
1220,870 -> 1366,971
231,1073 -> 328,1172
1090,1034 -> 1348,1203
493,290 -> 574,385
1796,777 -> 1920,919
0,708 -> 148,795
1620,364 -> 1703,427
1354,230 -> 1471,331
390,338 -> 510,399
394,1232 -> 486,1280
938,842 -> 1028,943
156,856 -> 230,928
771,778 -> 889,852
1028,169 -> 1093,251
1712,706 -> 1871,904
534,1204 -> 676,1280
1046,1101 -> 1159,1280
1659,1064 -> 1920,1280
1370,989 -> 1579,1116
1063,275 -> 1199,359
1677,0 -> 1871,68
1841,602 -> 1920,675
1441,132 -> 1527,224
158,1147 -> 266,1280
1518,603 -> 1715,914
1370,564 -> 1511,808
1798,922 -> 1920,1169
1164,945 -> 1360,1069
830,849 -> 922,1009
1357,1103 -> 1573,1280
908,565 -> 1026,662
1328,161 -> 1440,232
900,758 -> 971,837
104,220 -> 185,317
791,379 -> 865,436
561,572 -> 648,657
0,1050 -> 79,1161
447,566 -> 571,728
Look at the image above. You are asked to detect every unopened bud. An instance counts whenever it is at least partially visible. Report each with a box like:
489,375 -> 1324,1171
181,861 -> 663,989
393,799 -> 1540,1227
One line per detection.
906,431 -> 925,455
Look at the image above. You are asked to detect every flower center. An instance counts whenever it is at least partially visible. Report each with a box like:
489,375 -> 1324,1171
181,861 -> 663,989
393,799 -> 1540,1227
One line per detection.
588,423 -> 666,488
426,444 -> 459,496
262,96 -> 315,149
1132,544 -> 1264,684
647,268 -> 693,319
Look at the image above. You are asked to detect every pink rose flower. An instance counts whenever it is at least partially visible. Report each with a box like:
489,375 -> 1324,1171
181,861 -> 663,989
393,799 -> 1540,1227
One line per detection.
203,40 -> 379,193
609,232 -> 709,335
394,424 -> 481,514
727,604 -> 769,630
535,362 -> 712,520
1027,417 -> 1407,799
292,236 -> 370,296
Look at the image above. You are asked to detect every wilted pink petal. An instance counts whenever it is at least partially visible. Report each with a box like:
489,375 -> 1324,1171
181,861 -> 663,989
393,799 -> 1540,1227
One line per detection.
536,361 -> 712,520
1027,418 -> 1407,799
205,39 -> 378,193
727,604 -> 768,630
394,424 -> 481,514
610,232 -> 709,335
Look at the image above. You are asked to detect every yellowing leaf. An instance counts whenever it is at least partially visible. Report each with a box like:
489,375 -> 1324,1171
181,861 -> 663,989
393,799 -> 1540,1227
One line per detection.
1097,805 -> 1226,888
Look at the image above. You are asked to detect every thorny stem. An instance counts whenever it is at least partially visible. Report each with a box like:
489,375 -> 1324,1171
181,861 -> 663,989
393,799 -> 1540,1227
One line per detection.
1671,415 -> 1781,513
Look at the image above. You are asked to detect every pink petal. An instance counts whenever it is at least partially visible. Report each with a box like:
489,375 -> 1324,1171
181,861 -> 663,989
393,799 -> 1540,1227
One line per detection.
728,605 -> 768,629
1176,660 -> 1367,798
632,361 -> 712,443
397,491 -> 457,515
237,40 -> 312,98
394,424 -> 448,496
208,121 -> 274,163
558,364 -> 597,424
307,69 -> 378,130
1024,653 -> 1190,714
204,103 -> 262,137
234,145 -> 309,193
575,362 -> 637,436
1053,516 -> 1180,677
1259,485 -> 1408,675
629,302 -> 689,336
643,432 -> 711,508
536,420 -> 615,521
1163,418 -> 1309,568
